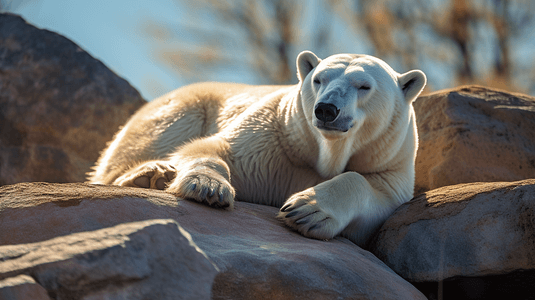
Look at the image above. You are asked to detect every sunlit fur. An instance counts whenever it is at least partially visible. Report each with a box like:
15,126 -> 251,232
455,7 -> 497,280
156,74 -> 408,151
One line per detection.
88,51 -> 426,247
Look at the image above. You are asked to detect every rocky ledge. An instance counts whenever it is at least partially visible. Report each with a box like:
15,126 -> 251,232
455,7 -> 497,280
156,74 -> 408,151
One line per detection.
414,85 -> 535,194
0,13 -> 145,185
370,179 -> 535,299
2,180 -> 535,299
0,182 -> 425,300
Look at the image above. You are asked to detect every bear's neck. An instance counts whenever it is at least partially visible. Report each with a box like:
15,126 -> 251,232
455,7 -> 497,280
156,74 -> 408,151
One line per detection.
277,87 -> 321,170
315,136 -> 355,178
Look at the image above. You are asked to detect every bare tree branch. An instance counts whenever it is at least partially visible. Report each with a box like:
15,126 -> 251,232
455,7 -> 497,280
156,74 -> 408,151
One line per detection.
140,0 -> 535,94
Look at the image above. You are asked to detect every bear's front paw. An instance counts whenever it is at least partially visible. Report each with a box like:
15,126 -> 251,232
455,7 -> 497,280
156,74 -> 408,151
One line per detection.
278,191 -> 342,240
167,171 -> 235,209
113,161 -> 176,190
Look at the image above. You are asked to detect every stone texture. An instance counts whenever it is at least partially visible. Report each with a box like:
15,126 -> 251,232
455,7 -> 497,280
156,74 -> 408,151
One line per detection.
369,179 -> 535,283
0,13 -> 146,185
0,275 -> 50,300
0,182 -> 426,300
0,219 -> 218,300
413,85 -> 535,194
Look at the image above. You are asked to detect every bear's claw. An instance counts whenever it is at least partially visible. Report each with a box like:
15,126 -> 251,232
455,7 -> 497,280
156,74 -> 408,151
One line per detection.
308,223 -> 324,232
284,211 -> 299,218
280,204 -> 292,212
280,201 -> 306,212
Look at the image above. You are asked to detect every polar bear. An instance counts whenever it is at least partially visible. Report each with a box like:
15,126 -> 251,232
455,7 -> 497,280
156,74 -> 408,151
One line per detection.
88,51 -> 426,247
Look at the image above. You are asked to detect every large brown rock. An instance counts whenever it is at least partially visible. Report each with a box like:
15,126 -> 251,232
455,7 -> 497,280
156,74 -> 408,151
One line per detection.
369,179 -> 535,299
0,219 -> 218,300
0,182 -> 426,300
413,86 -> 535,194
0,13 -> 145,185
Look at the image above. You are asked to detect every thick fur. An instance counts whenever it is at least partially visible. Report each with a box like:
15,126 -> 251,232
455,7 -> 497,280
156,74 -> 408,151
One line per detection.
88,51 -> 426,247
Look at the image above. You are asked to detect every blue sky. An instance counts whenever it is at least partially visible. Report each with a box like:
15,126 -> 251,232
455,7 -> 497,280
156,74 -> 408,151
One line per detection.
8,0 -> 535,100
11,0 -> 376,100
12,0 -> 186,100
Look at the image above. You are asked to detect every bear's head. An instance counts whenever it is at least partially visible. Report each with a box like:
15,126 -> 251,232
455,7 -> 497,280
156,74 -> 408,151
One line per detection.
296,51 -> 426,144
295,51 -> 426,177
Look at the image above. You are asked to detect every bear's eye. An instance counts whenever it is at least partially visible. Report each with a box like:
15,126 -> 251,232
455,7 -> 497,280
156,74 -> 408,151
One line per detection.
313,78 -> 321,85
359,85 -> 371,90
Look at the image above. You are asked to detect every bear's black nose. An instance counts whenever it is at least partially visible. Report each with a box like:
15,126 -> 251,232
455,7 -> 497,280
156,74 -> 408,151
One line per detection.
314,103 -> 340,123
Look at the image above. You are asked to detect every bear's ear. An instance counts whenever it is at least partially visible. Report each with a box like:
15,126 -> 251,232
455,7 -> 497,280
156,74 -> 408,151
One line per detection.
398,70 -> 427,103
296,51 -> 321,82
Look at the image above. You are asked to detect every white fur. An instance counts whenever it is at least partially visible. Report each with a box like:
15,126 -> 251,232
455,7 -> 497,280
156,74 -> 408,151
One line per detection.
88,51 -> 426,247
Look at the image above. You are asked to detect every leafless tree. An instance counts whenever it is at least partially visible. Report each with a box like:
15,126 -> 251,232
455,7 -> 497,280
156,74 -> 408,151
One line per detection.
144,0 -> 535,94
329,0 -> 535,91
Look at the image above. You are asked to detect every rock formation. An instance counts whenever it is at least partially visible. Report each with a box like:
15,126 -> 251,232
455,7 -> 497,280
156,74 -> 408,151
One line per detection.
0,13 -> 145,185
0,219 -> 218,300
0,182 -> 426,300
413,85 -> 535,195
370,179 -> 535,299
